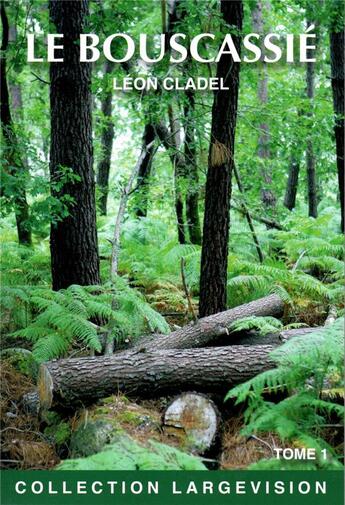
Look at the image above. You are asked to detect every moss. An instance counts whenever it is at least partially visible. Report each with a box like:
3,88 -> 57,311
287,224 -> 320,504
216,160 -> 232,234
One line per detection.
70,419 -> 122,458
41,411 -> 61,426
44,422 -> 71,447
116,410 -> 145,426
93,407 -> 111,416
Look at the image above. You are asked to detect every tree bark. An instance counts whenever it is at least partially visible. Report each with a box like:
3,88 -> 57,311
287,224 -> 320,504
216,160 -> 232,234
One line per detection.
176,0 -> 202,245
184,88 -> 201,245
155,119 -> 187,243
38,345 -> 276,408
165,4 -> 187,243
0,5 -> 32,246
97,60 -> 115,216
133,123 -> 156,218
49,0 -> 100,290
168,104 -> 187,244
252,0 -> 276,210
199,0 -> 243,317
329,21 -> 344,232
305,19 -> 318,218
138,293 -> 284,350
284,154 -> 300,211
225,326 -> 321,346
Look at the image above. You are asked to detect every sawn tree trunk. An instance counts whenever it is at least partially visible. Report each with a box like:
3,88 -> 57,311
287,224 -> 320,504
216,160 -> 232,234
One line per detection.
39,345 -> 276,409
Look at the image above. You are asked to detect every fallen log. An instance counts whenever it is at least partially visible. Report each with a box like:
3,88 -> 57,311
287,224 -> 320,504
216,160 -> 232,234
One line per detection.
38,345 -> 276,409
137,294 -> 284,350
224,327 -> 321,346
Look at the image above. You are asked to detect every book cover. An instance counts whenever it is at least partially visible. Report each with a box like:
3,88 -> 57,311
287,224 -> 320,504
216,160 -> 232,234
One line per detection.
1,0 -> 344,504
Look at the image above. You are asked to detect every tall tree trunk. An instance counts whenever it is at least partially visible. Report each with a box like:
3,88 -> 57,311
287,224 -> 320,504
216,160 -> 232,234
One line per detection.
184,89 -> 201,245
49,0 -> 100,290
252,0 -> 276,209
176,0 -> 201,245
0,5 -> 32,246
284,154 -> 300,210
305,19 -> 318,218
97,60 -> 115,216
199,0 -> 243,317
329,21 -> 344,232
167,105 -> 187,244
166,1 -> 187,244
133,123 -> 156,218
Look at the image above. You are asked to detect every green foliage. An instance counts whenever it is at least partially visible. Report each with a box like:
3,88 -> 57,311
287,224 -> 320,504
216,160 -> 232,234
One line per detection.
227,210 -> 344,310
226,319 -> 344,469
57,434 -> 207,471
4,279 -> 169,363
230,316 -> 284,335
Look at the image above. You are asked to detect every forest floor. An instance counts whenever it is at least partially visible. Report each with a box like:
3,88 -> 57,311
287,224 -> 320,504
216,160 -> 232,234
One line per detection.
1,212 -> 343,470
1,359 -> 291,470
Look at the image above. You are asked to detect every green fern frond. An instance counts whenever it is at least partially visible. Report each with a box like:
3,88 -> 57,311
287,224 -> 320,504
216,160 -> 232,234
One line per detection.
226,319 -> 344,468
230,316 -> 283,335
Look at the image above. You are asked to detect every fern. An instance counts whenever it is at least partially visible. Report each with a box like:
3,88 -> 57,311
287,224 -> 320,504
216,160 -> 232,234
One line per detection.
226,319 -> 344,469
7,278 -> 169,362
57,434 -> 207,470
230,316 -> 283,335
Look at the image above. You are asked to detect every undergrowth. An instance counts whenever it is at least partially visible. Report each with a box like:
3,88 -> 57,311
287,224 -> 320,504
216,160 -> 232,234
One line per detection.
226,319 -> 344,469
2,279 -> 169,362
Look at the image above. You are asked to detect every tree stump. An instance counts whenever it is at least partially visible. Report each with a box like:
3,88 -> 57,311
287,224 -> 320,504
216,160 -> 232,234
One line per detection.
162,392 -> 221,455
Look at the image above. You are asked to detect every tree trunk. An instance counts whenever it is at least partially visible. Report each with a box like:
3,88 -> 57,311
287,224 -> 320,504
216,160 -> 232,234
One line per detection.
168,105 -> 187,244
252,0 -> 276,210
225,326 -> 321,346
162,4 -> 187,244
138,293 -> 284,350
199,0 -> 243,317
184,89 -> 202,245
284,154 -> 300,211
0,5 -> 32,246
177,0 -> 201,245
49,0 -> 100,290
329,22 -> 344,232
133,123 -> 156,218
97,60 -> 115,216
38,345 -> 276,408
305,19 -> 318,218
155,119 -> 187,243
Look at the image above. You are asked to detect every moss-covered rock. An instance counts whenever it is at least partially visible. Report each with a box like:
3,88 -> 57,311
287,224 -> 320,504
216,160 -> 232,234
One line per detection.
70,396 -> 163,458
70,418 -> 121,457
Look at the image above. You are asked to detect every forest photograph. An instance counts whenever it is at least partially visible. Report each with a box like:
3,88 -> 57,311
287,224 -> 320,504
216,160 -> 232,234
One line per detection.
0,0 -> 344,477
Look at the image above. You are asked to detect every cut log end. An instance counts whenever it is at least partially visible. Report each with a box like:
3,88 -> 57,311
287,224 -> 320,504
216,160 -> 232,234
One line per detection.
162,392 -> 221,455
38,364 -> 54,411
